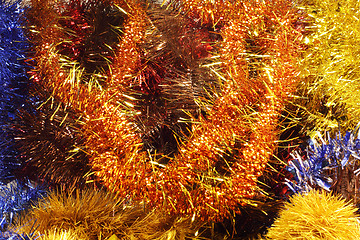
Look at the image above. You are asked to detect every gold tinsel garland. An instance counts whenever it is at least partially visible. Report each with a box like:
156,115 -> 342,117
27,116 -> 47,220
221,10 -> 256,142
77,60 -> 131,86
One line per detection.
15,189 -> 203,240
265,190 -> 360,240
296,0 -> 360,136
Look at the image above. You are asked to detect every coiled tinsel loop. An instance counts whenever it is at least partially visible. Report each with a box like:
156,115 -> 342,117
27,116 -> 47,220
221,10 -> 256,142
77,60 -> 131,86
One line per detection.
28,0 -> 302,221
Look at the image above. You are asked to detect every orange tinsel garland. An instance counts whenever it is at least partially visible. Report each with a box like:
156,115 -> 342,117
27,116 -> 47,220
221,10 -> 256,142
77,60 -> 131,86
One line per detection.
28,0 -> 302,221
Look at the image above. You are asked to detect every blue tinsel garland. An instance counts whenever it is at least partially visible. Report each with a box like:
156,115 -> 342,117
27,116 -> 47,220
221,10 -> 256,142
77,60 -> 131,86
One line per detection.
0,179 -> 46,240
0,180 -> 46,231
0,0 -> 30,183
286,125 -> 360,194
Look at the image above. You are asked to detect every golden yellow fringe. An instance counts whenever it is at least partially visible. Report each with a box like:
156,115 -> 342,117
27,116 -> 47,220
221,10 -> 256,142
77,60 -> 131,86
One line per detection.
297,0 -> 360,136
265,190 -> 360,240
15,189 -> 205,240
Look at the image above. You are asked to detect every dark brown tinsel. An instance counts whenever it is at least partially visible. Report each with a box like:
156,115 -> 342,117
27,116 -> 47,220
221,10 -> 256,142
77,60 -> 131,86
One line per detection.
134,3 -> 221,159
56,0 -> 128,86
13,86 -> 93,188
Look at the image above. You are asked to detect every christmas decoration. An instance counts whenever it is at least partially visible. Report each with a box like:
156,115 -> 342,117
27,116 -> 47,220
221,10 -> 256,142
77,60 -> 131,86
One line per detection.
38,229 -> 84,240
16,0 -> 127,186
15,188 -> 204,240
286,124 -> 360,205
265,190 -> 360,240
0,0 -> 30,183
14,87 -> 92,187
0,232 -> 32,240
26,0 -> 302,221
0,181 -> 45,231
4,0 -> 360,239
296,0 -> 360,136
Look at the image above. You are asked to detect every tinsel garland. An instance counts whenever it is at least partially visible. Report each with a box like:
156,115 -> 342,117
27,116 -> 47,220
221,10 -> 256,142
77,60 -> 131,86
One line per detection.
15,188 -> 204,240
0,180 -> 45,240
92,0 -> 302,221
37,229 -> 85,240
296,0 -> 360,136
0,181 -> 45,231
0,0 -> 30,183
26,0 -> 302,221
4,0 -> 360,238
0,0 -> 95,187
14,87 -> 92,187
265,190 -> 360,240
15,0 -> 121,186
133,5 -> 219,157
286,124 -> 360,205
0,232 -> 31,240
